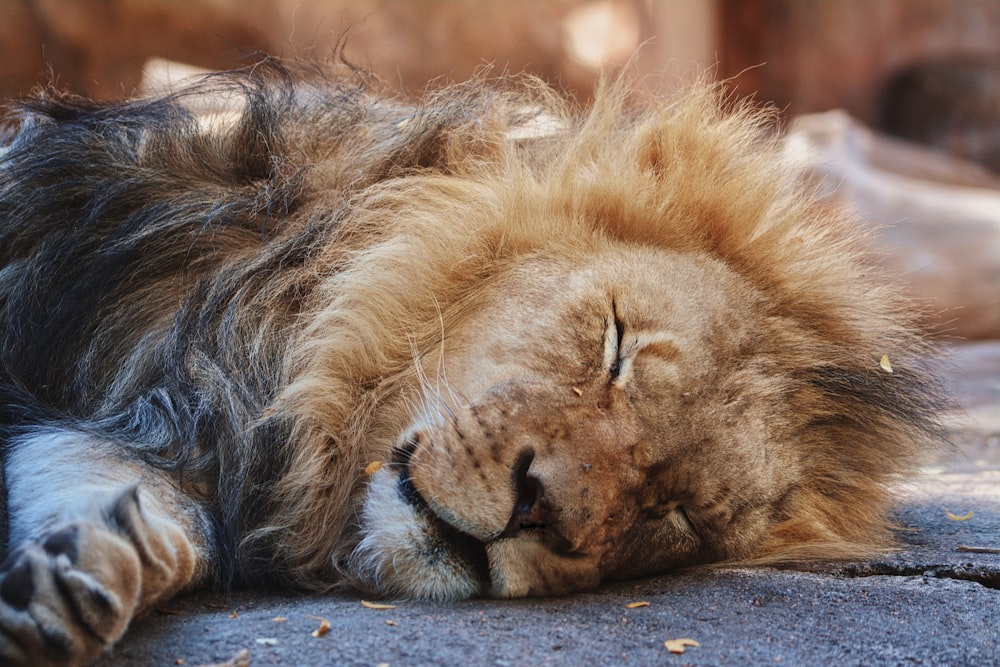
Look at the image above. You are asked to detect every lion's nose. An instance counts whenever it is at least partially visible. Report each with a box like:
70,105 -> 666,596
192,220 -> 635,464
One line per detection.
502,449 -> 547,535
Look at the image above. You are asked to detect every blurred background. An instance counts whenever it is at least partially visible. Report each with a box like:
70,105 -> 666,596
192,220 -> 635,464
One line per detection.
3,0 -> 1000,170
1,0 -> 999,340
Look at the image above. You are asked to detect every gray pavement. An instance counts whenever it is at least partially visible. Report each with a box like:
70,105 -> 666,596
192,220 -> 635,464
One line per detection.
95,343 -> 1000,667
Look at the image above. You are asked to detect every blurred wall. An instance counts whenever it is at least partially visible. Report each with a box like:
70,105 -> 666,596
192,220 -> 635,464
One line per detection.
0,0 -> 716,100
4,0 -> 999,170
719,0 -> 1000,124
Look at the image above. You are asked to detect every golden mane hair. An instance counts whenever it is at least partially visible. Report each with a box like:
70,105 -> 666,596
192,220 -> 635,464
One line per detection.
0,62 -> 942,588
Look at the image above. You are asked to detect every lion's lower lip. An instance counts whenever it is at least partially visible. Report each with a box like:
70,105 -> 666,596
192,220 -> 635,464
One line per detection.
395,459 -> 424,508
396,463 -> 491,587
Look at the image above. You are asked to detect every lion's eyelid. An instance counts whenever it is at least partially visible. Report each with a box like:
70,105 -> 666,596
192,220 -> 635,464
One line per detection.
604,300 -> 627,380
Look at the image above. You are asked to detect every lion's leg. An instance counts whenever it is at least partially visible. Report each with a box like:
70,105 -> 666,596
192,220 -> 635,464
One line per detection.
0,428 -> 214,667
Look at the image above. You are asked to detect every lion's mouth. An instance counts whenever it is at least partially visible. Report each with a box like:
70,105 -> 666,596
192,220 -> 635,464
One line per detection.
393,445 -> 492,587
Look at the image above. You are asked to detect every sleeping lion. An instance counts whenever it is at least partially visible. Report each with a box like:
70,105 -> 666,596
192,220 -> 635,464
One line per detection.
0,61 -> 942,666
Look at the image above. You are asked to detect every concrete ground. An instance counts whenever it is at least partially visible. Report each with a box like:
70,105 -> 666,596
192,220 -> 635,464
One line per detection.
95,343 -> 1000,667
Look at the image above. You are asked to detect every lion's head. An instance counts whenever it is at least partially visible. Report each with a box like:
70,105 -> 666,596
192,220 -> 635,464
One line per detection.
349,246 -> 797,598
259,78 -> 943,600
342,236 -> 941,599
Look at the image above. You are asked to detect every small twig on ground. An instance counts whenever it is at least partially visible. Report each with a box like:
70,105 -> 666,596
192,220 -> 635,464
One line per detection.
956,545 -> 1000,554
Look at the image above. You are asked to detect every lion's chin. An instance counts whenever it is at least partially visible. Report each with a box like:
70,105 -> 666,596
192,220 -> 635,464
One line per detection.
347,466 -> 489,601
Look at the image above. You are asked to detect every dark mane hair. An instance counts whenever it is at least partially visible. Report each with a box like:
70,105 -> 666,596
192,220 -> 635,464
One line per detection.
1,60 -> 946,588
0,59 -> 507,581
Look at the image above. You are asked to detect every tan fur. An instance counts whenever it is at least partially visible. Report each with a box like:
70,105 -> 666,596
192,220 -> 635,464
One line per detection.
249,78 -> 939,592
1,69 -> 942,611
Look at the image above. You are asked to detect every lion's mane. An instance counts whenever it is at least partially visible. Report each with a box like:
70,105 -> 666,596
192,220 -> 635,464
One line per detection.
0,61 -> 943,588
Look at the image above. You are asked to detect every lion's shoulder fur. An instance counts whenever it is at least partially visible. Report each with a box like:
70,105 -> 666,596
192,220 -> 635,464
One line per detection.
1,61 -> 944,585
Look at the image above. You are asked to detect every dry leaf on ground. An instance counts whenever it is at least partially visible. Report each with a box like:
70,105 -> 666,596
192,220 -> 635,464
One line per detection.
946,509 -> 974,521
309,616 -> 332,637
664,638 -> 700,654
361,600 -> 397,610
625,601 -> 650,609
193,648 -> 250,667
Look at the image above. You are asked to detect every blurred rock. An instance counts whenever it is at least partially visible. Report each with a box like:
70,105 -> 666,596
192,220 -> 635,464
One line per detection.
787,111 -> 1000,340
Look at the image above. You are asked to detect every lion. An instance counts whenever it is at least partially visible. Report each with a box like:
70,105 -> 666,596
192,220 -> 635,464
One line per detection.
0,61 -> 943,666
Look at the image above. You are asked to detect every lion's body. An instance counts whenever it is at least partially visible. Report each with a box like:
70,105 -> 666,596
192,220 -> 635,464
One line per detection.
0,63 -> 942,666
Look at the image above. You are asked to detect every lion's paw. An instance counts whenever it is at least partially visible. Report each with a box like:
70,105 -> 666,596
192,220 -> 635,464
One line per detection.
0,484 -> 179,667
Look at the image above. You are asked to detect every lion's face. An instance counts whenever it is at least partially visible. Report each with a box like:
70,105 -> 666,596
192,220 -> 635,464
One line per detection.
351,243 -> 804,599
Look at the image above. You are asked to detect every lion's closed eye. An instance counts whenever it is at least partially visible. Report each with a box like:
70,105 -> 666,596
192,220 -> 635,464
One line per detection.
604,302 -> 628,382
